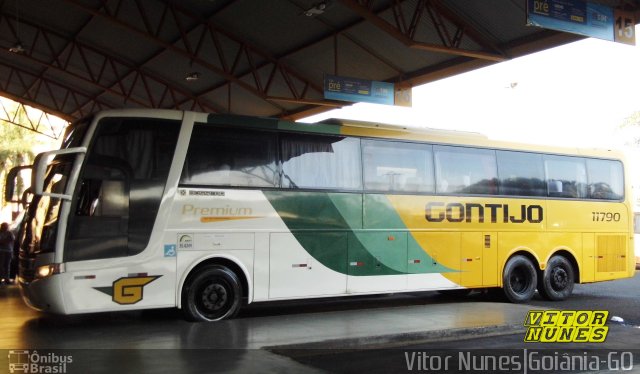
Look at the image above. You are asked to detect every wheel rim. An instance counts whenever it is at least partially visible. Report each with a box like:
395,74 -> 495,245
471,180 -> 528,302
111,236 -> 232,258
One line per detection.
550,266 -> 569,291
195,279 -> 231,319
510,266 -> 531,294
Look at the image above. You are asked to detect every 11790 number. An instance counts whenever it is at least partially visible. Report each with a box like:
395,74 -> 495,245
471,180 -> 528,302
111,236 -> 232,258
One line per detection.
592,212 -> 621,222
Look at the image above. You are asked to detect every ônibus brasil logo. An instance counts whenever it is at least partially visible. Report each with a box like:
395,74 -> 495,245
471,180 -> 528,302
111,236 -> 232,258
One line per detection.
8,350 -> 73,373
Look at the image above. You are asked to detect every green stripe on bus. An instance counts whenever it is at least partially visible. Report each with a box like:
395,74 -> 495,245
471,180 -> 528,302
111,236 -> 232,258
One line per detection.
264,191 -> 454,275
264,191 -> 400,275
364,194 -> 453,274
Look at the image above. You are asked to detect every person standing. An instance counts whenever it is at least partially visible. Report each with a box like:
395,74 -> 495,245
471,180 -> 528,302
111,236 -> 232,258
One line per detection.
0,222 -> 15,284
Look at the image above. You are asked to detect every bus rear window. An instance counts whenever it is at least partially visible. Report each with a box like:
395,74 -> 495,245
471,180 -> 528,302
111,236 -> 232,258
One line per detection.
586,159 -> 624,200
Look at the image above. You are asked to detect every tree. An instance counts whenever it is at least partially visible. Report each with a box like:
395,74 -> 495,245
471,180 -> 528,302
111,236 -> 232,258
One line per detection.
0,121 -> 38,211
619,111 -> 640,147
0,109 -> 60,214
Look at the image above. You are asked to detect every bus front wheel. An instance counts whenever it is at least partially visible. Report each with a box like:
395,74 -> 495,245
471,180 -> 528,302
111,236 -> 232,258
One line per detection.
502,255 -> 537,303
537,255 -> 574,301
182,265 -> 242,322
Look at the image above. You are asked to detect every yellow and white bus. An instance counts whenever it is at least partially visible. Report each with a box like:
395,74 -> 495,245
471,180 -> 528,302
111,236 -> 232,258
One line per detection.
15,109 -> 634,321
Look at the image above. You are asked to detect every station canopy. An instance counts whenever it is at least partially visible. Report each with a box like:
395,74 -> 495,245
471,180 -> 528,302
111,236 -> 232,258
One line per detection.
1,0 -> 639,124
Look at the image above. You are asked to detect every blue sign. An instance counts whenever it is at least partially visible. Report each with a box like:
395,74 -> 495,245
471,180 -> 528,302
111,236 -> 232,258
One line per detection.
164,244 -> 177,257
324,74 -> 394,105
527,0 -> 614,42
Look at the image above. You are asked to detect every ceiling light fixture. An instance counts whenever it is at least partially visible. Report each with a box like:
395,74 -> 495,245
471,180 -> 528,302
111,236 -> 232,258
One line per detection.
9,42 -> 25,54
185,72 -> 201,81
11,0 -> 25,54
303,1 -> 328,17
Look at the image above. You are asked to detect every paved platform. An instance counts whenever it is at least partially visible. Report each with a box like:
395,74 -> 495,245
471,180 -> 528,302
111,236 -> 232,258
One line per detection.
4,275 -> 639,373
0,284 -> 530,350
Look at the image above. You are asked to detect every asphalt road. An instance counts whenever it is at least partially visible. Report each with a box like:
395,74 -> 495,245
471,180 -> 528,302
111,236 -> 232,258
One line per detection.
271,272 -> 640,373
526,271 -> 640,326
237,270 -> 640,324
2,270 -> 638,373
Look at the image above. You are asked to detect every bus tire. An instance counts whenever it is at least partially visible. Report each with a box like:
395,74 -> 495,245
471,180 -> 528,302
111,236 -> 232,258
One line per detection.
182,265 -> 242,322
502,255 -> 537,303
537,255 -> 574,301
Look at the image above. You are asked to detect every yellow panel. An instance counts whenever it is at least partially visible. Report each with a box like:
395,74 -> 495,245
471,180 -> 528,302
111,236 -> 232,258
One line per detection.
412,232 -> 460,285
546,200 -> 629,233
498,232 -> 546,266
483,232 -> 498,286
382,194 -> 632,286
581,233 -> 595,283
460,232 -> 498,287
596,235 -> 626,273
461,232 -> 483,287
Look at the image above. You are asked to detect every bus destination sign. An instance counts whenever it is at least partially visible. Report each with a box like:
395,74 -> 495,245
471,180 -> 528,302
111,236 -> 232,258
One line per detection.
324,74 -> 394,105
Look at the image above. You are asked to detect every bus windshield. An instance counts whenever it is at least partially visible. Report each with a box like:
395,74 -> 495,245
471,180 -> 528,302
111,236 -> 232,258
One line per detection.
60,116 -> 90,149
26,158 -> 74,255
20,118 -> 89,260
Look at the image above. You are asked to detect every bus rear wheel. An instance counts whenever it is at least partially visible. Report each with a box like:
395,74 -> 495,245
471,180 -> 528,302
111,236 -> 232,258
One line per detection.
502,255 -> 537,303
538,255 -> 574,301
182,265 -> 242,322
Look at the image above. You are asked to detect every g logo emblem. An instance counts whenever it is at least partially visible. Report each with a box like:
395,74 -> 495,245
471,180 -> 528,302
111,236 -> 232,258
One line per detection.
112,276 -> 160,305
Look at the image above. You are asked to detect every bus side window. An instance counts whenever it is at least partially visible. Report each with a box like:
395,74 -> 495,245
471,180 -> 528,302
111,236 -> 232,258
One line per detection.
181,125 -> 278,188
281,134 -> 361,190
434,145 -> 497,195
544,156 -> 587,199
497,151 -> 545,197
75,157 -> 131,217
547,180 -> 562,195
94,180 -> 128,216
586,159 -> 623,200
362,139 -> 434,193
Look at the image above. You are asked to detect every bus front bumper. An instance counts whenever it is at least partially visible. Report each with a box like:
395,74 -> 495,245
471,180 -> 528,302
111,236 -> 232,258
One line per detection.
18,274 -> 66,314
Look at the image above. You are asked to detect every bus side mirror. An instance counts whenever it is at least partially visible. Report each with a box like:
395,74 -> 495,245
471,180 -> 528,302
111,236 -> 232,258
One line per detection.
4,165 -> 31,203
32,147 -> 87,200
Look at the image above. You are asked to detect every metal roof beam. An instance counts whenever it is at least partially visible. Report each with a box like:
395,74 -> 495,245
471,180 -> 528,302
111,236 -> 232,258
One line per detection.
338,0 -> 507,62
427,1 -> 507,56
64,0 -> 340,115
180,0 -> 418,111
0,99 -> 68,139
158,0 -> 340,112
285,0 -> 406,75
0,12 -> 222,117
0,61 -> 112,121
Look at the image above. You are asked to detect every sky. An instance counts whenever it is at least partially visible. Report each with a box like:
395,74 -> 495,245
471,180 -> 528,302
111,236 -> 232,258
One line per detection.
301,26 -> 640,150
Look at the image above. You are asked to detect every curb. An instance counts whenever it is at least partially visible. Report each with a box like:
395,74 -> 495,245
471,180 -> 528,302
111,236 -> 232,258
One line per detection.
267,324 -> 525,352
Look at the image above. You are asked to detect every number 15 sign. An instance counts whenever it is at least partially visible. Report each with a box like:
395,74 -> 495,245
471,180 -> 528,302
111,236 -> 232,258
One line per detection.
614,10 -> 635,45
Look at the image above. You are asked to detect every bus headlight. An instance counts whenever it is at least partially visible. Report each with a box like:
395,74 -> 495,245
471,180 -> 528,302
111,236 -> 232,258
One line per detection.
36,264 -> 62,279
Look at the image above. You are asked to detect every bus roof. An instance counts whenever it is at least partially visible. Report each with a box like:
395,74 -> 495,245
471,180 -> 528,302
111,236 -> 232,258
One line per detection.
91,109 -> 625,161
316,117 -> 622,161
